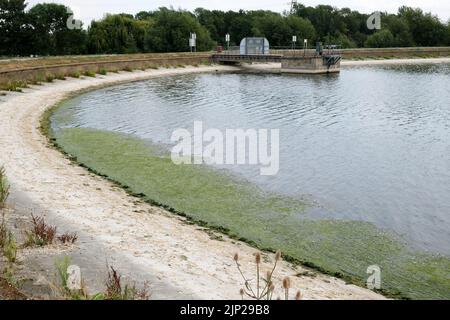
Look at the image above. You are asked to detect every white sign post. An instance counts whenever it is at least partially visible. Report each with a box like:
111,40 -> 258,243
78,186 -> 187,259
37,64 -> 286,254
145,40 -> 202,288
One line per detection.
189,33 -> 197,52
292,35 -> 297,51
225,33 -> 230,51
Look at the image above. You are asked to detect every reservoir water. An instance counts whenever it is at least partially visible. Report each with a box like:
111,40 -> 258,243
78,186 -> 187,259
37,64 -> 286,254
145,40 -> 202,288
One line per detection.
51,64 -> 450,298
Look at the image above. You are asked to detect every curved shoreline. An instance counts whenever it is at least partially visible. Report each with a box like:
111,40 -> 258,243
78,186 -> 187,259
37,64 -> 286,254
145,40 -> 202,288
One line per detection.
0,65 -> 385,299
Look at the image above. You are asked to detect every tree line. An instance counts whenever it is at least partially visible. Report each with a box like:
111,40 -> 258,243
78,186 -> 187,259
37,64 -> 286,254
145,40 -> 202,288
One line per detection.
1,0 -> 449,56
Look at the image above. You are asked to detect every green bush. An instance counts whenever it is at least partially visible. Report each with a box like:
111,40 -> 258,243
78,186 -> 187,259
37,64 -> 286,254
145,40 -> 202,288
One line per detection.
0,166 -> 9,208
3,231 -> 17,263
84,71 -> 96,77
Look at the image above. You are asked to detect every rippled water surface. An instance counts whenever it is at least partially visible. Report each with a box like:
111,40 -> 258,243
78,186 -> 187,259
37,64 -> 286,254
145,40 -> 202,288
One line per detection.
52,64 -> 450,255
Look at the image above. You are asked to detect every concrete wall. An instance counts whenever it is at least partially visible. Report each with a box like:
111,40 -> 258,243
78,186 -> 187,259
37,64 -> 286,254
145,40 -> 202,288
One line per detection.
281,56 -> 340,74
0,53 -> 211,88
273,47 -> 450,59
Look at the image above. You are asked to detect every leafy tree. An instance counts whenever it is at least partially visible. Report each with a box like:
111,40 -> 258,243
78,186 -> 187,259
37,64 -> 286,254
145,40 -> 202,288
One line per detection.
398,6 -> 447,46
87,14 -> 150,53
145,8 -> 214,52
294,4 -> 346,41
28,3 -> 86,55
226,10 -> 253,46
286,15 -> 316,43
325,32 -> 357,48
382,14 -> 414,47
338,8 -> 369,47
194,8 -> 226,44
0,0 -> 32,55
251,11 -> 291,46
365,29 -> 395,48
447,21 -> 450,45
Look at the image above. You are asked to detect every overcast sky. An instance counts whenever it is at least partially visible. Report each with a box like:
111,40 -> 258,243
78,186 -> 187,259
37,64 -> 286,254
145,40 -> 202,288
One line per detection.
26,0 -> 450,25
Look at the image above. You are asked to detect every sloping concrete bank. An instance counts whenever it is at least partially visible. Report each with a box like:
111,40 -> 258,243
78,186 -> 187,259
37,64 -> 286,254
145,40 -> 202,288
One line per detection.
341,46 -> 450,59
273,46 -> 450,58
0,66 -> 384,299
0,53 -> 211,88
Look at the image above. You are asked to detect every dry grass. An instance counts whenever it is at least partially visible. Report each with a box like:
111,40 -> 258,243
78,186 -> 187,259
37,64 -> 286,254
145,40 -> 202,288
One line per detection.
0,80 -> 28,92
24,214 -> 57,247
53,256 -> 150,300
105,266 -> 150,300
57,232 -> 78,244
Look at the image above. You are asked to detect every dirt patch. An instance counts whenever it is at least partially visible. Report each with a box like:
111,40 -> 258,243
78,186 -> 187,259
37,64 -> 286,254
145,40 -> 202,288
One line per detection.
0,277 -> 26,300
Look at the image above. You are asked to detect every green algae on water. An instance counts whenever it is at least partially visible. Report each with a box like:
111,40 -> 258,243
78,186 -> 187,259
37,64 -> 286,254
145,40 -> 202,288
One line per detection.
54,127 -> 450,299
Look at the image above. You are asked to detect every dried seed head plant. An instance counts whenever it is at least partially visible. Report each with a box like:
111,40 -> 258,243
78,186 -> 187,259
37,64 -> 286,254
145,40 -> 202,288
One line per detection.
255,252 -> 261,264
234,250 -> 300,300
282,276 -> 291,300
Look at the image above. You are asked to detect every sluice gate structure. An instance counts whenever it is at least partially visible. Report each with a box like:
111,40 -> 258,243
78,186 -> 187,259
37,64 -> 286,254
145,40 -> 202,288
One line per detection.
213,38 -> 341,74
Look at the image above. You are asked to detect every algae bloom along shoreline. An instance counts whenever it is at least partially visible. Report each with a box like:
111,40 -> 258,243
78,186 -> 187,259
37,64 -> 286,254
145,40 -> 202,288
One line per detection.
49,66 -> 450,299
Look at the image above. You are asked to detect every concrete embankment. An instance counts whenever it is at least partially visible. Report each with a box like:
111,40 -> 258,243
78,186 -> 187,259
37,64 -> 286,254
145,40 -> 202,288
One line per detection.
273,46 -> 450,58
1,47 -> 449,89
0,53 -> 211,89
341,46 -> 450,59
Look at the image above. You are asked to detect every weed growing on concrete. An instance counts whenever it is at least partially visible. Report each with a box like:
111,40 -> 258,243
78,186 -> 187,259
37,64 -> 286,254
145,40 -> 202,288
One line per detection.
0,167 -> 9,209
234,250 -> 301,300
45,75 -> 55,82
2,231 -> 17,263
105,266 -> 150,300
84,71 -> 96,77
25,214 -> 57,247
57,232 -> 78,244
69,72 -> 81,78
54,257 -> 150,300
